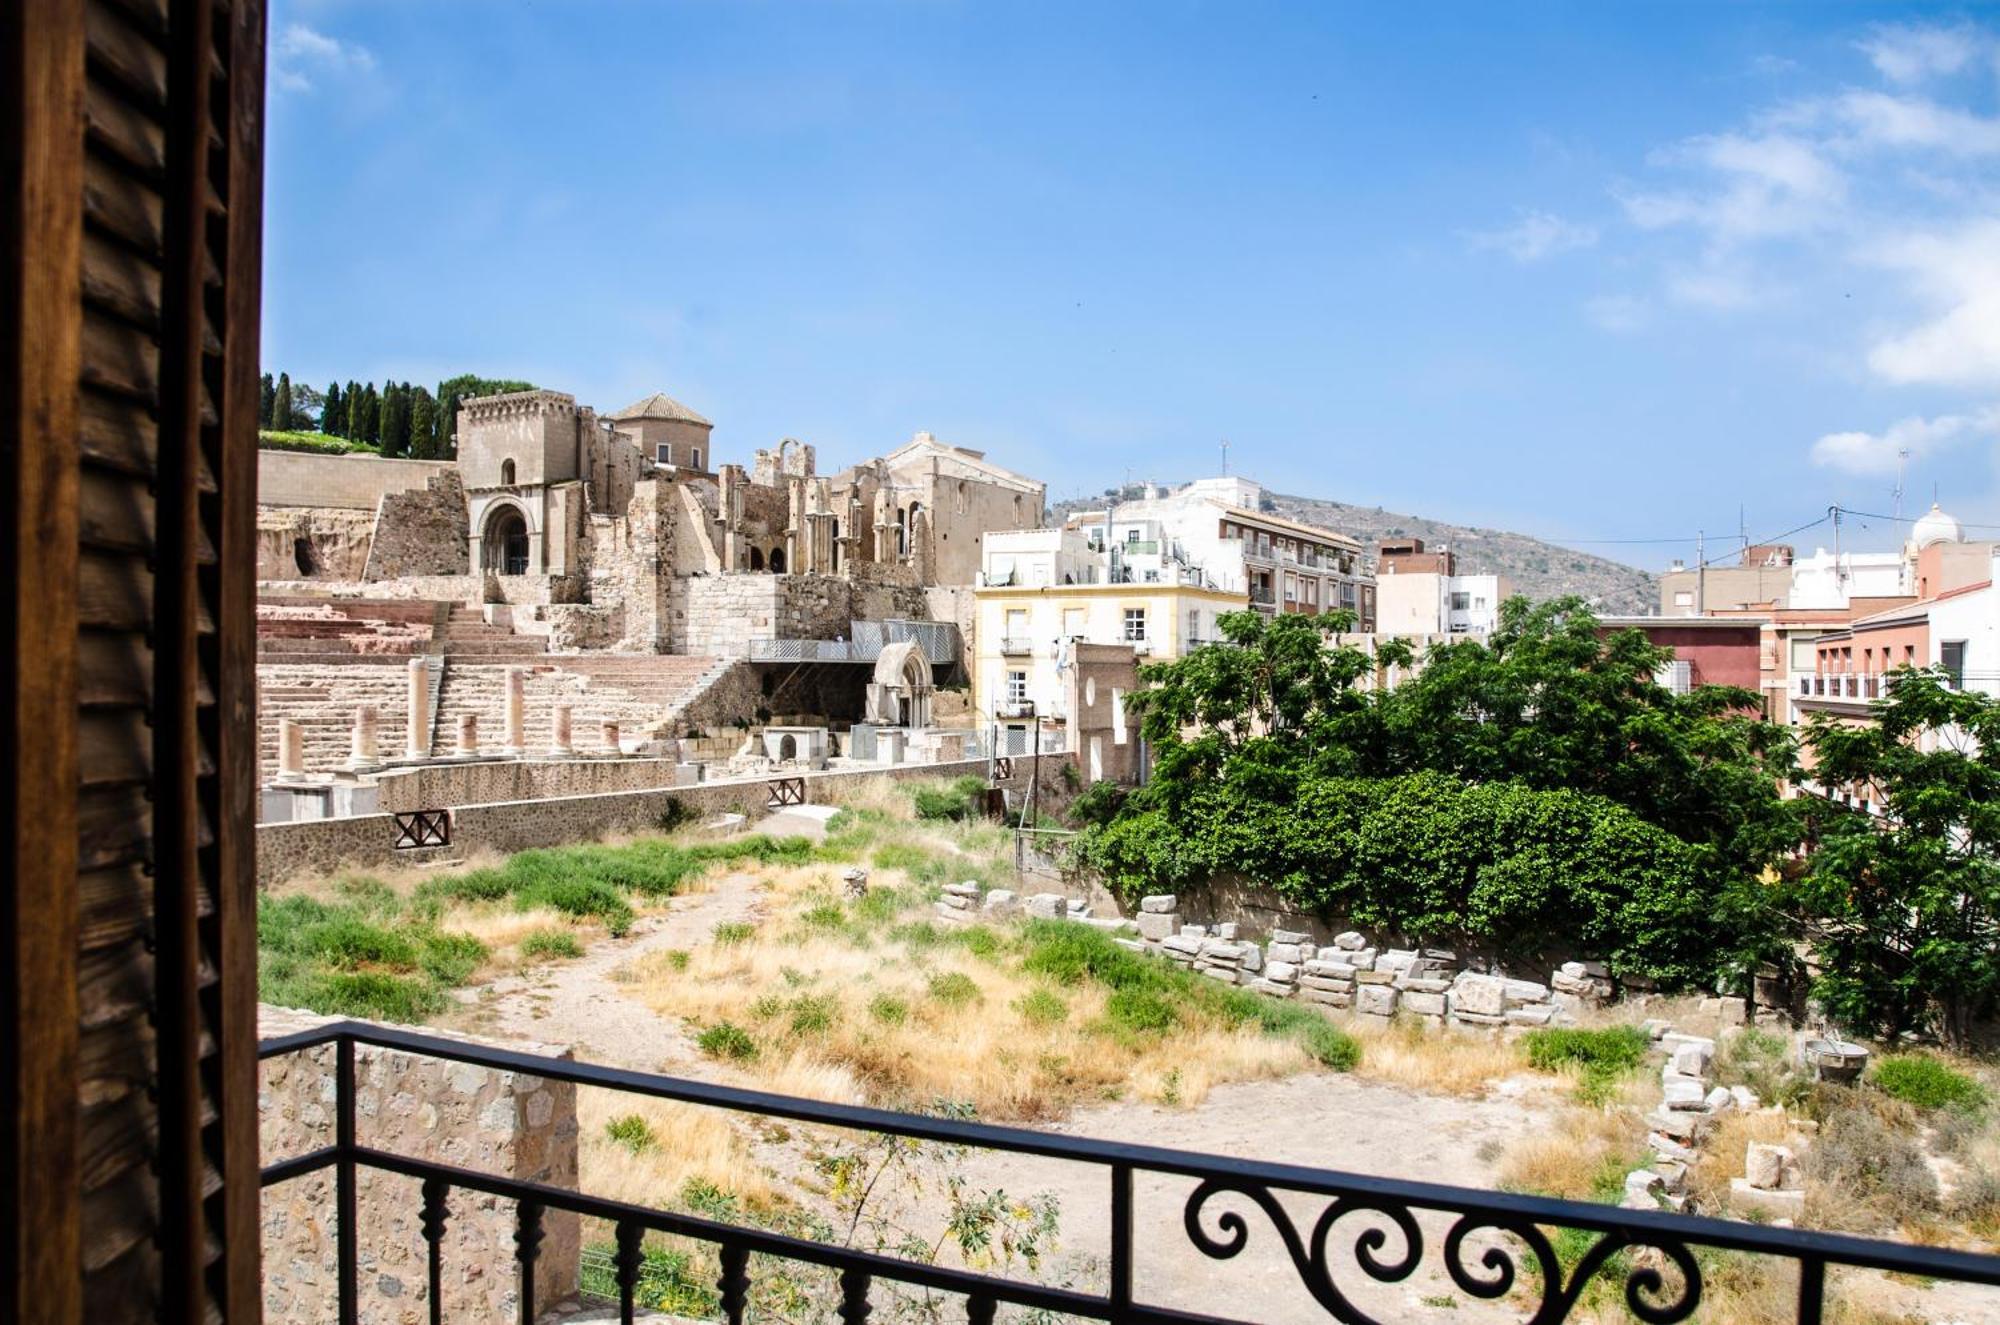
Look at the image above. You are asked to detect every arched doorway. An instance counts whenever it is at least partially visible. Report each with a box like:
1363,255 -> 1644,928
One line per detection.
768,546 -> 786,573
481,505 -> 530,575
777,734 -> 797,761
749,547 -> 764,571
292,537 -> 316,576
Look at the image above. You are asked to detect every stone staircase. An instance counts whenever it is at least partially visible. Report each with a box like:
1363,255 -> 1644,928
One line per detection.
256,597 -> 437,660
433,655 -> 726,754
439,604 -> 550,658
256,659 -> 414,784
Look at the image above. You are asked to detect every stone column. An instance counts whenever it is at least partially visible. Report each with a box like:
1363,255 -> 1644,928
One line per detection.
549,702 -> 573,756
406,657 -> 431,758
347,705 -> 381,771
277,719 -> 305,780
504,667 -> 527,756
600,720 -> 620,753
456,713 -> 479,758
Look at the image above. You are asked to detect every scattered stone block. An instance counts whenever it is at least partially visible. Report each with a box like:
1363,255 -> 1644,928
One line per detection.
1744,1144 -> 1790,1191
1704,1086 -> 1733,1114
1355,984 -> 1399,1017
1641,1018 -> 1673,1041
1303,959 -> 1357,979
1450,974 -> 1507,1018
1237,944 -> 1263,974
1298,974 -> 1355,993
1670,1042 -> 1713,1080
1136,912 -> 1176,941
1333,931 -> 1367,951
1502,979 -> 1551,1005
1066,901 -> 1094,919
1715,995 -> 1748,1027
1245,978 -> 1295,997
1505,1005 -> 1557,1027
1662,1079 -> 1707,1111
1622,1170 -> 1664,1209
1266,942 -> 1305,965
1452,1010 -> 1506,1027
980,888 -> 1015,913
943,881 -> 982,899
1729,1179 -> 1804,1219
841,868 -> 869,899
1646,1110 -> 1707,1143
1025,893 -> 1065,919
1403,991 -> 1447,1017
1180,924 -> 1209,939
1648,1134 -> 1698,1165
1301,988 -> 1353,1008
1271,929 -> 1311,945
1113,938 -> 1145,953
1139,894 -> 1178,913
1355,969 -> 1396,985
1160,935 -> 1203,957
1216,922 -> 1240,940
1660,1033 -> 1716,1061
1351,947 -> 1378,968
1729,1085 -> 1760,1111
1198,966 -> 1238,984
1401,977 -> 1452,995
1262,961 -> 1299,984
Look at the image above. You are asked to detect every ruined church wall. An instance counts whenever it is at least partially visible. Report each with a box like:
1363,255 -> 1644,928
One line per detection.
259,450 -> 458,510
682,573 -> 855,658
363,470 -> 470,579
258,1006 -> 580,1323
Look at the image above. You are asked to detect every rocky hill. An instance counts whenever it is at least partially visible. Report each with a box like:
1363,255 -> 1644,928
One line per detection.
1053,486 -> 1658,615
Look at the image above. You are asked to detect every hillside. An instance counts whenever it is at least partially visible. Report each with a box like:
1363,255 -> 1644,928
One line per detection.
1053,486 -> 1658,615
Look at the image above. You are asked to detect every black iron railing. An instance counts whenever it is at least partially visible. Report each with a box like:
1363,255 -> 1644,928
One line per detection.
259,1020 -> 2000,1325
392,808 -> 451,849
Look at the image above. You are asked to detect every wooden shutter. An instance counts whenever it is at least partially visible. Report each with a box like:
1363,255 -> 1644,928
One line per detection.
5,1 -> 266,1320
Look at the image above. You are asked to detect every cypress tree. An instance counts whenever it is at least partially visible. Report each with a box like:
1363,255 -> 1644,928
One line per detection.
274,373 -> 294,431
380,382 -> 411,457
259,372 -> 275,427
409,388 -> 437,459
321,381 -> 342,435
354,383 -> 379,445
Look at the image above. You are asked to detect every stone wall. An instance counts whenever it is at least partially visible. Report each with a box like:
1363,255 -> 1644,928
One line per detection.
682,574 -> 855,658
258,755 -> 1060,885
258,1006 -> 580,1323
259,574 -> 487,604
369,756 -> 704,813
260,451 -> 458,510
258,507 -> 377,580
363,469 -> 470,579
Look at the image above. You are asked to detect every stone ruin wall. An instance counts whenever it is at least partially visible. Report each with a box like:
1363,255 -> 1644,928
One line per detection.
258,507 -> 378,581
258,1006 -> 580,1323
362,469 -> 471,579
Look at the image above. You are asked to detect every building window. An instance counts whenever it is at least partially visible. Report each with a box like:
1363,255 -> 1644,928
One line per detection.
1126,527 -> 1140,543
1123,608 -> 1147,641
690,449 -> 702,469
655,443 -> 672,465
500,458 -> 516,485
1450,592 -> 1471,611
1673,590 -> 1694,607
1006,670 -> 1028,706
1941,640 -> 1967,689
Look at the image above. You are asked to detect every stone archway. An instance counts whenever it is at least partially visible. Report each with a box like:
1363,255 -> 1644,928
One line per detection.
481,503 -> 530,575
769,546 -> 786,574
777,733 -> 797,761
292,537 -> 316,576
749,547 -> 765,572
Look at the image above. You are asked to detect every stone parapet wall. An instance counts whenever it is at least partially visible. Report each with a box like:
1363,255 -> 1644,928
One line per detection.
260,451 -> 459,510
258,755 -> 1060,885
370,755 -> 705,813
258,1006 -> 580,1323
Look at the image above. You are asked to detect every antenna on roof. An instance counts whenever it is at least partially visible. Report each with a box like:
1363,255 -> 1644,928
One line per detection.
1893,446 -> 1910,521
1220,438 -> 1229,476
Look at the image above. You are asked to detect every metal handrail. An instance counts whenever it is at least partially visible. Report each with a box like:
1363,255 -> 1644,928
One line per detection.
260,1020 -> 2000,1325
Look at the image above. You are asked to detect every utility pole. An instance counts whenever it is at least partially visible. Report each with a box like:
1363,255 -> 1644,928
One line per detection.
1695,530 -> 1705,615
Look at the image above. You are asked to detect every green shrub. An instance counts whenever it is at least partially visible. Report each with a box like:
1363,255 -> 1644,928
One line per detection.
696,1022 -> 758,1061
605,1114 -> 655,1154
872,842 -> 933,873
868,994 -> 910,1026
1296,1019 -> 1362,1070
258,429 -> 380,456
1872,1055 -> 1989,1112
664,949 -> 691,972
1805,1095 -> 1939,1229
1523,1026 -> 1651,1104
912,775 -> 989,822
927,972 -> 982,1007
949,926 -> 1002,959
713,921 -> 755,945
749,994 -> 786,1021
1104,986 -> 1176,1035
519,929 -> 583,960
1014,988 -> 1068,1026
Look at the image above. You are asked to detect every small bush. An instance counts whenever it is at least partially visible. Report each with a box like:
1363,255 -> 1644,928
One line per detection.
1105,986 -> 1177,1036
748,994 -> 785,1021
1523,1026 -> 1650,1103
912,775 -> 989,822
1872,1055 -> 1989,1113
927,972 -> 982,1007
518,929 -> 583,961
949,926 -> 1002,959
664,949 -> 691,972
868,994 -> 909,1026
1014,988 -> 1069,1026
604,1114 -> 655,1154
696,1022 -> 758,1061
1296,1019 -> 1362,1070
712,921 -> 756,945
872,842 -> 933,873
1806,1095 -> 1938,1229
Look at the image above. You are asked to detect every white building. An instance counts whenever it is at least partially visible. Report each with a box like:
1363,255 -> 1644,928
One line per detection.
1063,476 -> 1374,627
1928,546 -> 2000,700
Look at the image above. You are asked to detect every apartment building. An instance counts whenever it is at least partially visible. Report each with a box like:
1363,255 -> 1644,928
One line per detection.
1373,538 -> 1511,636
1063,476 -> 1374,628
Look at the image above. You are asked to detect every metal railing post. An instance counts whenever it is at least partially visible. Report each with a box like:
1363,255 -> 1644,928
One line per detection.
336,1034 -> 358,1325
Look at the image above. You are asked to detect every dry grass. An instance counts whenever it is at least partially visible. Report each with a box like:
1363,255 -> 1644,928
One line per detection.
577,1088 -> 778,1211
1688,1107 -> 1798,1213
1341,1016 -> 1528,1096
1497,1105 -> 1642,1201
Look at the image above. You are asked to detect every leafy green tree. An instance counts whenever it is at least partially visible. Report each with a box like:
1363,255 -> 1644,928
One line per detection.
434,373 -> 535,459
259,372 -> 275,427
273,373 -> 294,431
1797,670 -> 2000,1047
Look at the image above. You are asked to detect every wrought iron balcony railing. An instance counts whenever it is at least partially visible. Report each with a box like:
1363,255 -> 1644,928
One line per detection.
260,1019 -> 2000,1325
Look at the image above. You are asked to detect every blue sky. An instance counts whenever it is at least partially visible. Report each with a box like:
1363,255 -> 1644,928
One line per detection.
265,2 -> 2000,568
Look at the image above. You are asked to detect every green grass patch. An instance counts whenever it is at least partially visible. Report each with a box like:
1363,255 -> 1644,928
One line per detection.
787,994 -> 839,1036
868,993 -> 910,1026
1873,1055 -> 1989,1113
1014,988 -> 1069,1026
519,929 -> 583,960
257,886 -> 489,1022
911,775 -> 989,821
871,841 -> 935,873
259,429 -> 381,456
581,1243 -> 718,1318
713,921 -> 756,945
927,971 -> 982,1007
604,1114 -> 656,1154
1523,1026 -> 1651,1105
696,1022 -> 758,1062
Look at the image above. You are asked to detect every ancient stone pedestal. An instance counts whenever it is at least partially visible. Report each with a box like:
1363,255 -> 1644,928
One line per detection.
277,718 -> 306,780
504,666 -> 527,755
405,656 -> 431,758
549,702 -> 573,756
347,704 -> 381,771
455,713 -> 479,758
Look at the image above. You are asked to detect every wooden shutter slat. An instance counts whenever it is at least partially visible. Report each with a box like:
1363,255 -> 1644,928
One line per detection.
83,4 -> 167,108
79,306 -> 158,403
83,151 -> 164,257
79,467 -> 156,555
78,631 -> 152,708
84,78 -> 167,178
79,549 -> 153,631
81,229 -> 162,328
80,709 -> 153,786
80,387 -> 159,477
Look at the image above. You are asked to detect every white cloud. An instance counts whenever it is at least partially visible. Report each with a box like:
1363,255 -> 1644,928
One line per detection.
1664,266 -> 1762,311
273,23 -> 376,94
1584,294 -> 1648,333
1810,406 -> 2000,476
1856,23 -> 1984,84
1864,220 -> 2000,386
1620,132 -> 1844,243
1466,210 -> 1598,263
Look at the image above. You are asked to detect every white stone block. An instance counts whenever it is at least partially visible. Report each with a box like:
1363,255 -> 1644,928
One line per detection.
1450,973 -> 1506,1018
1355,984 -> 1398,1017
1403,991 -> 1446,1017
1139,894 -> 1178,913
1263,961 -> 1299,984
1333,931 -> 1366,951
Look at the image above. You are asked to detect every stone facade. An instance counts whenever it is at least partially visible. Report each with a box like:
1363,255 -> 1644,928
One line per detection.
259,507 -> 377,580
258,1006 -> 580,1323
363,469 -> 471,579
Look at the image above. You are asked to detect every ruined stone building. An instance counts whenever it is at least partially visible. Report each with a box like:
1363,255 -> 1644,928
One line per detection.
253,387 -> 1047,785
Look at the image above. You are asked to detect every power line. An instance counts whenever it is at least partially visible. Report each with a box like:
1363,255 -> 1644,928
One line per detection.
1835,504 -> 2000,533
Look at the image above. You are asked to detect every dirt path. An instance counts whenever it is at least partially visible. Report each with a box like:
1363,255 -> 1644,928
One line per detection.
442,872 -> 765,1071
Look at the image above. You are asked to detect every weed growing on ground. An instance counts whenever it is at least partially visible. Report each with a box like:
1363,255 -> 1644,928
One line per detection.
1714,1026 -> 1809,1109
604,1114 -> 656,1154
1871,1055 -> 1989,1113
1522,1026 -> 1650,1104
911,775 -> 990,821
926,971 -> 982,1007
712,921 -> 755,945
518,928 -> 583,961
1014,988 -> 1068,1026
258,885 -> 489,1021
867,994 -> 909,1027
1804,1091 -> 1939,1232
696,1022 -> 758,1062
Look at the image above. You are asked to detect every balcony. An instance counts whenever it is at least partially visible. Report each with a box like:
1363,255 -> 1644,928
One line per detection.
1248,586 -> 1276,606
261,1019 -> 2000,1325
999,636 -> 1035,656
1798,674 -> 1884,702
